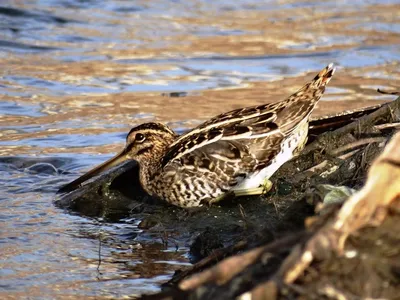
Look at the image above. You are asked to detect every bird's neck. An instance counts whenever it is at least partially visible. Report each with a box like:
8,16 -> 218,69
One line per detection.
138,139 -> 174,197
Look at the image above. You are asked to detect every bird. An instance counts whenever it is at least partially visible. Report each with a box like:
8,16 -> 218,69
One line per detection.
58,63 -> 336,208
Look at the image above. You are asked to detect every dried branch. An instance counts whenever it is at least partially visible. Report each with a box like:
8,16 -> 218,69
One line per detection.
328,137 -> 387,156
178,234 -> 307,291
281,131 -> 400,285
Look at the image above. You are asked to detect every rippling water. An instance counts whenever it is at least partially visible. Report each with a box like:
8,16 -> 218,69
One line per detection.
1,0 -> 399,298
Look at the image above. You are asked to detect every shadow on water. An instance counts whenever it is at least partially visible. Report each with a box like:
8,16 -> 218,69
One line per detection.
0,40 -> 60,51
0,6 -> 71,23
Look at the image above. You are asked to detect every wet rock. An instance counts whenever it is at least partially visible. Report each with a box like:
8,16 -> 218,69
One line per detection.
138,217 -> 159,230
189,228 -> 224,263
276,179 -> 293,196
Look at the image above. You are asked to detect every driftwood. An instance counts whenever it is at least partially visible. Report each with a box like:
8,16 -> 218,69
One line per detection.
240,132 -> 400,300
140,95 -> 400,300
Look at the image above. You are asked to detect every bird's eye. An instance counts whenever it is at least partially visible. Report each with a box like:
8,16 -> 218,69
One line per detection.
135,133 -> 146,143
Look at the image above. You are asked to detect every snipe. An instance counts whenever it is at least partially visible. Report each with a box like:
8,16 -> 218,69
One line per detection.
59,64 -> 336,207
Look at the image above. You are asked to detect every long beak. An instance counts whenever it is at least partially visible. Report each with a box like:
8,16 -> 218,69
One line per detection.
57,148 -> 130,194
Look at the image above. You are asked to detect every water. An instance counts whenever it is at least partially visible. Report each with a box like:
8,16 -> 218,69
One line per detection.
0,0 -> 399,298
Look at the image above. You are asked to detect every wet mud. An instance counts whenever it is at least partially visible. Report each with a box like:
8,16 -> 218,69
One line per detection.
55,96 -> 400,299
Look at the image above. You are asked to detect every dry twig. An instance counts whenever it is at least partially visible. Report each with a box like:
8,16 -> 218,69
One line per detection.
281,131 -> 400,285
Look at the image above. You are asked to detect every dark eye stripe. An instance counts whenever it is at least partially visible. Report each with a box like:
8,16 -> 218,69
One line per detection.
136,146 -> 153,156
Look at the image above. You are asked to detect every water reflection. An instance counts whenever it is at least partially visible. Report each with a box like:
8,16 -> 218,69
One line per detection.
0,0 -> 399,298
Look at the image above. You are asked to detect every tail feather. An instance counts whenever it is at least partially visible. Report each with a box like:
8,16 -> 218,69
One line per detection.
285,63 -> 336,105
275,63 -> 336,132
311,63 -> 336,87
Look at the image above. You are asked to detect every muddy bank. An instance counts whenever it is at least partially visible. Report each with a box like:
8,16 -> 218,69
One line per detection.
139,94 -> 400,299
55,94 -> 400,298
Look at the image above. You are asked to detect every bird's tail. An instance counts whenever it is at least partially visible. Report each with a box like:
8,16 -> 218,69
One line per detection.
276,63 -> 336,132
284,63 -> 336,107
310,63 -> 336,88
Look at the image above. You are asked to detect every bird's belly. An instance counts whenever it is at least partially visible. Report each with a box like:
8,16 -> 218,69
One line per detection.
232,128 -> 306,191
231,150 -> 293,191
157,124 -> 308,206
159,174 -> 226,207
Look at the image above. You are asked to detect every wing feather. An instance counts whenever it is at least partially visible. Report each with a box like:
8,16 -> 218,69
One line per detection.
161,113 -> 282,167
162,63 -> 335,169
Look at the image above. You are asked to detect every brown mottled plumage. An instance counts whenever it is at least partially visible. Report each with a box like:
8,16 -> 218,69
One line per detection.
59,64 -> 336,207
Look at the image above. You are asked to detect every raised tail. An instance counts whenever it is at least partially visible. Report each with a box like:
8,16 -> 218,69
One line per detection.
284,63 -> 336,107
275,63 -> 336,132
310,63 -> 336,87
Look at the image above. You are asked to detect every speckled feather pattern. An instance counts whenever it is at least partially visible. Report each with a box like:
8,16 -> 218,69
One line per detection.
61,64 -> 335,207
133,64 -> 336,207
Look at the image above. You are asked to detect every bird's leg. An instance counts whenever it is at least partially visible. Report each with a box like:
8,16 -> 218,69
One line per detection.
206,191 -> 235,206
262,178 -> 273,194
232,179 -> 273,197
206,179 -> 274,205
